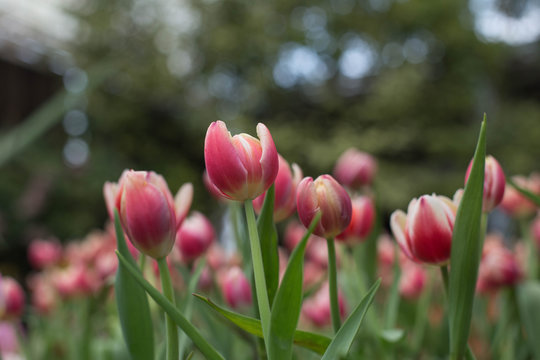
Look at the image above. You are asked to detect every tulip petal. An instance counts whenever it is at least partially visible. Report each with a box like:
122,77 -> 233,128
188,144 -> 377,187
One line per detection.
204,121 -> 248,199
175,183 -> 194,228
257,123 -> 279,194
390,210 -> 417,262
297,177 -> 324,236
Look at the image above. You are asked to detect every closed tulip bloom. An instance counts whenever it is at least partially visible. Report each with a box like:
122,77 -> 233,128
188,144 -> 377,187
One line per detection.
296,175 -> 352,239
390,194 -> 458,265
500,174 -> 540,218
28,238 -> 63,269
337,195 -> 375,243
333,148 -> 377,189
176,212 -> 216,262
204,121 -> 279,201
0,277 -> 25,320
477,236 -> 522,293
399,262 -> 427,300
302,282 -> 346,328
116,170 -> 177,259
219,266 -> 252,309
465,155 -> 505,212
253,154 -> 303,222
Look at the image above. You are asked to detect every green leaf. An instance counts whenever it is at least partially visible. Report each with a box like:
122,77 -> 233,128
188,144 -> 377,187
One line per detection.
193,294 -> 331,355
379,329 -> 405,344
448,117 -> 487,360
115,251 -> 225,360
517,281 -> 540,359
268,212 -> 321,360
114,211 -> 155,360
321,279 -> 381,360
257,184 -> 279,305
508,178 -> 540,207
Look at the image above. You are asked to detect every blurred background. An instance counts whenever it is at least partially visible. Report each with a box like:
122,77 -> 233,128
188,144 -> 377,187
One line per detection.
1,0 -> 540,276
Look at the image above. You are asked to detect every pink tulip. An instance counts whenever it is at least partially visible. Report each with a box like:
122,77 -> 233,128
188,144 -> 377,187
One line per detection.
283,221 -> 338,268
28,238 -> 63,269
337,195 -> 375,243
0,277 -> 25,321
253,154 -> 302,222
51,264 -> 99,298
204,121 -> 279,201
333,148 -> 377,188
296,175 -> 352,238
500,174 -> 540,218
176,211 -> 215,262
115,170 -> 177,259
219,266 -> 252,309
399,262 -> 427,300
27,274 -> 58,315
464,155 -> 505,212
302,282 -> 346,328
477,235 -> 522,294
390,194 -> 458,265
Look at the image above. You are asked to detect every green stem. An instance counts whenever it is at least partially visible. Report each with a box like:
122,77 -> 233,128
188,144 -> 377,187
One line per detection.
139,253 -> 146,272
158,257 -> 179,360
244,200 -> 271,348
326,238 -> 341,333
385,244 -> 402,329
412,273 -> 433,352
520,219 -> 538,279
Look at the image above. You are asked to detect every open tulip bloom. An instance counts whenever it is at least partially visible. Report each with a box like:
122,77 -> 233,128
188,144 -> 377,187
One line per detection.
12,117 -> 540,360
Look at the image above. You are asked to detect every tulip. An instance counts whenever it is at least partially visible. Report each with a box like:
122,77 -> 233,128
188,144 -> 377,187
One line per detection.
203,170 -> 227,201
333,148 -> 377,188
27,274 -> 58,315
302,282 -> 346,328
464,155 -> 505,212
296,175 -> 352,239
176,212 -> 216,262
204,121 -> 279,201
0,277 -> 25,321
115,170 -> 177,259
28,238 -> 63,269
219,266 -> 252,309
253,154 -> 302,222
399,262 -> 427,300
500,174 -> 540,218
390,194 -> 458,265
337,195 -> 375,243
51,264 -> 100,298
476,236 -> 522,293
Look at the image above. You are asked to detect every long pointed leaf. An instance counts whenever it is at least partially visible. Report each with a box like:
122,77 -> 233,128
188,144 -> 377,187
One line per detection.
114,211 -> 155,360
321,279 -> 381,360
115,251 -> 225,360
257,184 -> 279,305
194,294 -> 331,355
448,117 -> 487,360
268,212 -> 321,360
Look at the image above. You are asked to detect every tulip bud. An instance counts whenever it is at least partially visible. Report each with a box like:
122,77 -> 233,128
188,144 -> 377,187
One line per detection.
390,194 -> 457,265
115,170 -> 177,259
465,155 -> 505,213
399,262 -> 427,300
28,238 -> 63,269
476,236 -> 522,293
203,170 -> 227,201
337,195 -> 375,243
204,121 -> 279,201
27,274 -> 58,315
219,266 -> 252,309
51,265 -> 100,298
302,282 -> 346,328
0,277 -> 25,321
500,174 -> 540,218
296,175 -> 352,238
176,212 -> 216,262
333,148 -> 377,189
253,154 -> 302,222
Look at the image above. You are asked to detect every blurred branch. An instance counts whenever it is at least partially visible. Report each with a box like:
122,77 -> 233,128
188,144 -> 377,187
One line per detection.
0,61 -> 116,168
